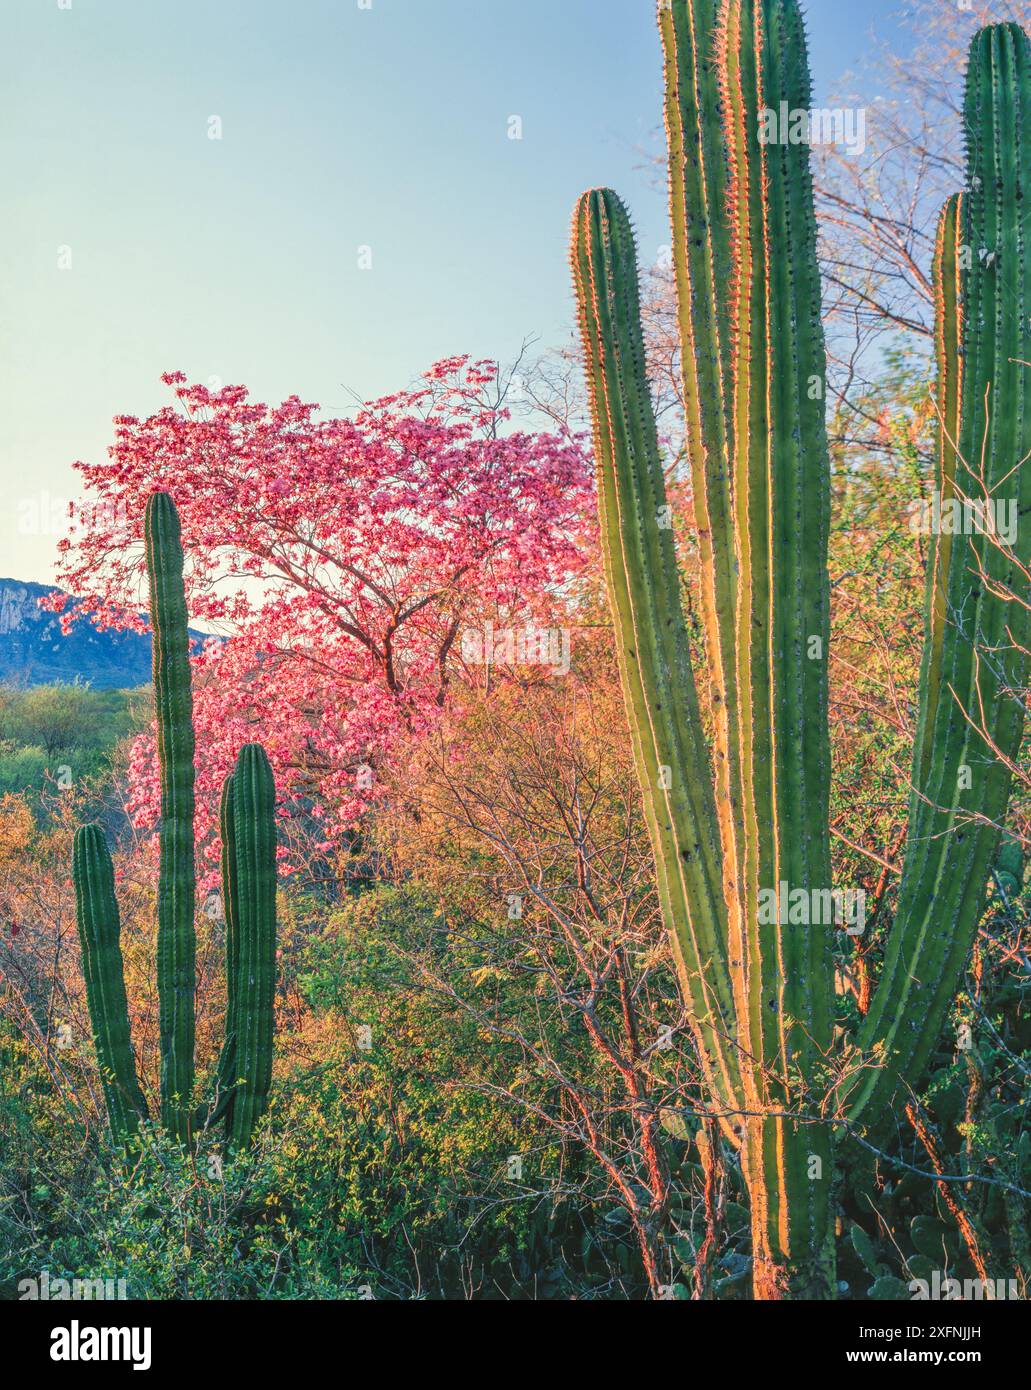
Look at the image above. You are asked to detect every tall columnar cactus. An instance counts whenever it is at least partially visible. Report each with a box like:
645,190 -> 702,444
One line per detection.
145,490 -> 197,1141
853,25 -> 1031,1123
573,2 -> 1031,1299
571,190 -> 740,1125
72,492 -> 279,1150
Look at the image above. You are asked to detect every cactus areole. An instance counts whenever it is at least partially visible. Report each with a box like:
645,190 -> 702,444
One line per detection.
572,4 -> 1031,1299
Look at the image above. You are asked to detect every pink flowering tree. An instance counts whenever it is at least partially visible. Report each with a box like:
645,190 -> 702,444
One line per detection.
49,357 -> 592,883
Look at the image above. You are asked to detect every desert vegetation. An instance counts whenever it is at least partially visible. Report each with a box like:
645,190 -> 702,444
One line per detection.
1,0 -> 1029,1303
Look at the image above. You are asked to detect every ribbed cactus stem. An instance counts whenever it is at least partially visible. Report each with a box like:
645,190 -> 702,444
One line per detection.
204,773 -> 240,1129
226,743 -> 277,1150
660,0 -> 739,817
850,24 -> 1031,1126
145,490 -> 197,1142
908,193 -> 965,829
718,0 -> 835,1300
73,825 -> 149,1142
570,189 -> 742,1134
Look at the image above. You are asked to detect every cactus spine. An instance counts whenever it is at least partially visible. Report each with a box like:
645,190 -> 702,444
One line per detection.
573,3 -> 1031,1299
73,492 -> 278,1149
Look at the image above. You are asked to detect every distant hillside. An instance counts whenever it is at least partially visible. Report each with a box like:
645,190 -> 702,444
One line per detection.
0,578 -> 207,690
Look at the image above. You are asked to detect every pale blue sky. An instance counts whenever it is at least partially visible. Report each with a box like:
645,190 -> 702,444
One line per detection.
2,0 -> 908,584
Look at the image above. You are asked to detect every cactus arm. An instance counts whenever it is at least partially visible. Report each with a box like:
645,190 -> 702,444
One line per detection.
770,0 -> 836,1079
570,189 -> 744,1135
908,194 -> 965,812
851,24 -> 1031,1127
73,825 -> 149,1141
717,0 -> 836,1298
659,0 -> 741,837
227,744 -> 278,1149
144,490 -> 197,1142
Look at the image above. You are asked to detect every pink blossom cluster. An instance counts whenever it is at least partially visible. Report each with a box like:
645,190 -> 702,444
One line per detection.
49,358 -> 593,885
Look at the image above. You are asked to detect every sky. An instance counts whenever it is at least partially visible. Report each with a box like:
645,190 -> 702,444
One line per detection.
1,0 -> 911,585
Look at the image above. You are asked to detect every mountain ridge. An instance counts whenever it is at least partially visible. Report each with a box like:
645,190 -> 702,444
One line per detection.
0,577 -> 208,690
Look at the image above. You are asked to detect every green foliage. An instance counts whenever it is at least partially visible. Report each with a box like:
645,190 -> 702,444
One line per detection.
0,684 -> 133,808
1,883 -> 647,1300
2,682 -> 102,757
0,745 -> 50,800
